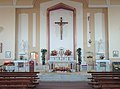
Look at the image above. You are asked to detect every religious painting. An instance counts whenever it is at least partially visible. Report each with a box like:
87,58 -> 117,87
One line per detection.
5,51 -> 11,58
113,50 -> 119,57
0,43 -> 2,53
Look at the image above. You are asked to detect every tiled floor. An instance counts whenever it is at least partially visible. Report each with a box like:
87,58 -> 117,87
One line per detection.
36,81 -> 93,89
38,72 -> 91,81
36,71 -> 93,89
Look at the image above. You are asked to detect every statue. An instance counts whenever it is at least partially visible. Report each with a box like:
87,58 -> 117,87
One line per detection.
97,39 -> 104,52
20,40 -> 26,53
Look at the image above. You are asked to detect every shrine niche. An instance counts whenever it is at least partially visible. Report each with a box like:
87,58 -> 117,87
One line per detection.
47,3 -> 76,60
40,1 -> 83,65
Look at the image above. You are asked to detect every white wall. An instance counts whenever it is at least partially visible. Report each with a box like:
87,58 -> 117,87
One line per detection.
50,9 -> 74,55
108,7 -> 120,58
0,7 -> 15,61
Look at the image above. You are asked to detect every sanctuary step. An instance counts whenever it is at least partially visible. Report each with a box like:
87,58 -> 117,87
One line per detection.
36,65 -> 50,72
38,72 -> 91,81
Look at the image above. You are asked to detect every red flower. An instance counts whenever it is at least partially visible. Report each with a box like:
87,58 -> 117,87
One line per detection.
51,50 -> 58,56
65,49 -> 72,56
4,61 -> 14,66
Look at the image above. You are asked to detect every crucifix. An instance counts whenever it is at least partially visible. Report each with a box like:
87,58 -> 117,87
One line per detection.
55,17 -> 68,40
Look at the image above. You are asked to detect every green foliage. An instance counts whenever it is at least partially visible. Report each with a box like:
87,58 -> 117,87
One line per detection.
76,48 -> 82,64
41,48 -> 47,65
41,49 -> 47,54
76,48 -> 81,56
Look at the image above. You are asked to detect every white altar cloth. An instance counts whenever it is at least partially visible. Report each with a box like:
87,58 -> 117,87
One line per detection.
49,56 -> 74,62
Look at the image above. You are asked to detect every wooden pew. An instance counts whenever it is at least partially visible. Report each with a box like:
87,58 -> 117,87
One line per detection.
0,72 -> 39,80
88,71 -> 120,74
91,78 -> 120,88
0,80 -> 32,89
0,72 -> 39,89
88,71 -> 120,81
88,72 -> 120,89
101,85 -> 120,89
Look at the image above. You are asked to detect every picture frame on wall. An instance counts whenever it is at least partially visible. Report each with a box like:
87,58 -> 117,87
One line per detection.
0,43 -> 2,53
5,51 -> 11,58
113,50 -> 119,57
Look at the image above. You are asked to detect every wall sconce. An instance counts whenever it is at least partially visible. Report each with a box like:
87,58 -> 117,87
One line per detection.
88,39 -> 92,44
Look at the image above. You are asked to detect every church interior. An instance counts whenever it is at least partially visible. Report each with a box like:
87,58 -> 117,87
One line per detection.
0,0 -> 120,89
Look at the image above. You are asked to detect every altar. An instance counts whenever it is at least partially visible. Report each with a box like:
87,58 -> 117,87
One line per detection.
13,60 -> 29,72
3,60 -> 37,72
48,56 -> 76,72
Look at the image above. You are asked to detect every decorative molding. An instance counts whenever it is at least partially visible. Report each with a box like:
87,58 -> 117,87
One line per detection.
0,5 -> 33,8
32,13 -> 36,47
47,3 -> 75,11
89,5 -> 120,8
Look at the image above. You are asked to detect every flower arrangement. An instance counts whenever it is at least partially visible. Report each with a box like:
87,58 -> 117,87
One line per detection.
4,61 -> 14,66
51,50 -> 58,56
53,67 -> 71,72
64,49 -> 72,56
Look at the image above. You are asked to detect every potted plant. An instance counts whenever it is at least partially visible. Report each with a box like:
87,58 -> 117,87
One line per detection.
100,54 -> 104,59
76,48 -> 82,65
41,48 -> 47,65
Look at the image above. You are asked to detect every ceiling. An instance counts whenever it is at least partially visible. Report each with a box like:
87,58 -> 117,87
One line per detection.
88,0 -> 120,7
0,0 -> 34,8
0,0 -> 120,8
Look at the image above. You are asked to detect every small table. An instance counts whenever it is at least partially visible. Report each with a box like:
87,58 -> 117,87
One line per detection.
96,59 -> 110,71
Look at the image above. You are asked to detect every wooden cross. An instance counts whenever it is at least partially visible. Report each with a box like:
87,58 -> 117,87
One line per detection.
55,17 -> 68,40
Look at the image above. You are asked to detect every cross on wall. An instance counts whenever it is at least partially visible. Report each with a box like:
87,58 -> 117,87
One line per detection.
55,17 -> 68,40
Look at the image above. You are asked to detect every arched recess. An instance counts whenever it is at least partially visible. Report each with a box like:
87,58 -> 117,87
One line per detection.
47,3 -> 76,60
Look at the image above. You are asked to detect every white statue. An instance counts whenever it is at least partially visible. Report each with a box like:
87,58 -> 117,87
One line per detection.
97,39 -> 104,52
20,40 -> 26,52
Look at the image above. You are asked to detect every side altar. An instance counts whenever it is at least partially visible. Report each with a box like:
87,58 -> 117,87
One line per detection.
3,60 -> 36,72
48,56 -> 76,72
